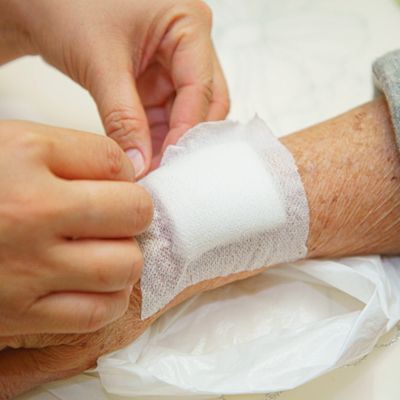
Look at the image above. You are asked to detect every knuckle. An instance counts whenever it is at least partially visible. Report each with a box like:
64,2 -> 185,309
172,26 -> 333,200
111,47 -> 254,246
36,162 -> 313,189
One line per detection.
104,108 -> 147,148
196,1 -> 213,25
102,137 -> 125,178
1,188 -> 59,233
93,262 -> 113,287
14,129 -> 52,160
217,96 -> 231,117
180,0 -> 212,26
130,248 -> 144,284
131,186 -> 154,233
198,81 -> 214,104
83,302 -> 109,332
92,247 -> 143,290
26,192 -> 64,227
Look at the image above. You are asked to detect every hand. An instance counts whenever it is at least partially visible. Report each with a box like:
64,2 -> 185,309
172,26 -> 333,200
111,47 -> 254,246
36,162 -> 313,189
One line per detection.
0,270 -> 261,399
0,287 -> 150,400
0,120 -> 153,336
9,0 -> 230,176
2,99 -> 400,398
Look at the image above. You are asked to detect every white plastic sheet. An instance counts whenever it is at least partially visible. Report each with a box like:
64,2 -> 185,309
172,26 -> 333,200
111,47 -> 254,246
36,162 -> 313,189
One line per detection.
88,256 -> 400,398
6,1 -> 400,398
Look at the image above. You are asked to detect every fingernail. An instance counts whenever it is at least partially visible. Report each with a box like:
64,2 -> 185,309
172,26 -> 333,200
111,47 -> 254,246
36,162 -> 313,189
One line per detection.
126,148 -> 145,178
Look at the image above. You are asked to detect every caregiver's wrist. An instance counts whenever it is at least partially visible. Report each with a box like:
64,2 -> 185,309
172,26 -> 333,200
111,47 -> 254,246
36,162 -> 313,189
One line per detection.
282,98 -> 400,259
0,0 -> 37,64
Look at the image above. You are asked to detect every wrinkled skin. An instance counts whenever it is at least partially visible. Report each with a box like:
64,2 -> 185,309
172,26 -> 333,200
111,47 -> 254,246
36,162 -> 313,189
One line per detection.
1,99 -> 400,398
0,269 -> 264,398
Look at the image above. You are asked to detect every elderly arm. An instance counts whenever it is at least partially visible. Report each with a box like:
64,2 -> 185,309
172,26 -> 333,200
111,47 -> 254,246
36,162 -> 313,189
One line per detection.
288,97 -> 400,258
1,97 -> 400,399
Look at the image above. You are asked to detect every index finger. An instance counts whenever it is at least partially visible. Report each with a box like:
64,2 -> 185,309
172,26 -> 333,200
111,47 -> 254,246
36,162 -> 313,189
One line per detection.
206,47 -> 230,121
23,122 -> 136,182
160,30 -> 214,151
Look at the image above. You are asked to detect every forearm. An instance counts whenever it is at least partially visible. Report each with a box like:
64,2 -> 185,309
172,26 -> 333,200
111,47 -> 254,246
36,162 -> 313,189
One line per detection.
180,97 -> 400,297
285,97 -> 400,259
135,97 -> 400,349
1,98 -> 400,399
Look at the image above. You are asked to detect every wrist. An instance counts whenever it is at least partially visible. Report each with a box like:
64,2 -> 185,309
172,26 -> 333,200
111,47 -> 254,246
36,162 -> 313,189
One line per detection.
0,0 -> 37,64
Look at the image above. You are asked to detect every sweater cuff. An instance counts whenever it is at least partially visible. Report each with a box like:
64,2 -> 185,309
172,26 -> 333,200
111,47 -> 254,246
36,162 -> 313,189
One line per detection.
373,49 -> 400,150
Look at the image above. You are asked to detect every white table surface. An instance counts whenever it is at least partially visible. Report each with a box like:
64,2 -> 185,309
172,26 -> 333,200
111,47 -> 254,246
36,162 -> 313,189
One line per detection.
2,0 -> 400,398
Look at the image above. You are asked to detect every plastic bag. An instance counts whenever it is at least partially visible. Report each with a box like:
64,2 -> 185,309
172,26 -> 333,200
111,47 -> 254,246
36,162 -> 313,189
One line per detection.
82,256 -> 400,398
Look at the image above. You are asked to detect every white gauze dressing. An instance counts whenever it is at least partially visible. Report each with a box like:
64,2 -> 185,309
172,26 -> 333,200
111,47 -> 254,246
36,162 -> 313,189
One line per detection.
138,117 -> 309,319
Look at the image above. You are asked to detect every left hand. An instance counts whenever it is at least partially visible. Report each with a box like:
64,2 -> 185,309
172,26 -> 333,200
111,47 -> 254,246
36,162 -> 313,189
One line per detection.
11,0 -> 230,177
0,287 -> 151,399
0,267 -> 261,399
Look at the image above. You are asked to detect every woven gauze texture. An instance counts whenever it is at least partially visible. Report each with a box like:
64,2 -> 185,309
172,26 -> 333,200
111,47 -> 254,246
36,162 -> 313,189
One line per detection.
138,118 -> 309,319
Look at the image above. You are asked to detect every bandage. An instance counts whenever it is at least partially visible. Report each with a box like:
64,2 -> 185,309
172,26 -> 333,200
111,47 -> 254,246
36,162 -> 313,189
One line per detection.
138,117 -> 309,319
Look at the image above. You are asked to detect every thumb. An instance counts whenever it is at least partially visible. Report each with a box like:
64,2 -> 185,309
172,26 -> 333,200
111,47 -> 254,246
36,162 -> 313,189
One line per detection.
90,59 -> 152,179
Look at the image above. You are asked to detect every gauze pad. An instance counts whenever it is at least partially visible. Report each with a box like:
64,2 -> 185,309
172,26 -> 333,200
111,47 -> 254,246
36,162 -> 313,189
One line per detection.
138,117 -> 309,319
144,142 -> 286,262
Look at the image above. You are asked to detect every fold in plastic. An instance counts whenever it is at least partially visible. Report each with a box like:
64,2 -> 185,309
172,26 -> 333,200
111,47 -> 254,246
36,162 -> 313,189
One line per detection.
40,256 -> 400,398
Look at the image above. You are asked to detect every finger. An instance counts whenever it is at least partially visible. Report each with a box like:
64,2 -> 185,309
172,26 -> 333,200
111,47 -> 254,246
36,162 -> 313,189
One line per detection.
57,180 -> 153,238
159,29 -> 214,151
136,64 -> 174,155
150,153 -> 163,171
147,96 -> 175,159
207,48 -> 230,121
136,62 -> 174,107
146,106 -> 169,155
26,288 -> 131,334
45,239 -> 143,293
15,121 -> 135,182
89,50 -> 152,179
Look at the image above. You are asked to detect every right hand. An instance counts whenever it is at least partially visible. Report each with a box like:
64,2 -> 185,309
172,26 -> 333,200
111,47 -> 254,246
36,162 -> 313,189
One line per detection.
0,120 -> 153,336
4,0 -> 229,175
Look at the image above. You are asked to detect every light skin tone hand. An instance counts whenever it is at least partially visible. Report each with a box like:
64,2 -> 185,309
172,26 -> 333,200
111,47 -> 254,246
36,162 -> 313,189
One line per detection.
0,121 -> 153,338
0,0 -> 229,176
0,0 -> 226,347
1,98 -> 399,399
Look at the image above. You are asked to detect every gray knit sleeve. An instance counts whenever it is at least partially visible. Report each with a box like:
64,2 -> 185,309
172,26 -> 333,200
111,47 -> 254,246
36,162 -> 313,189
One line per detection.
373,50 -> 400,150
